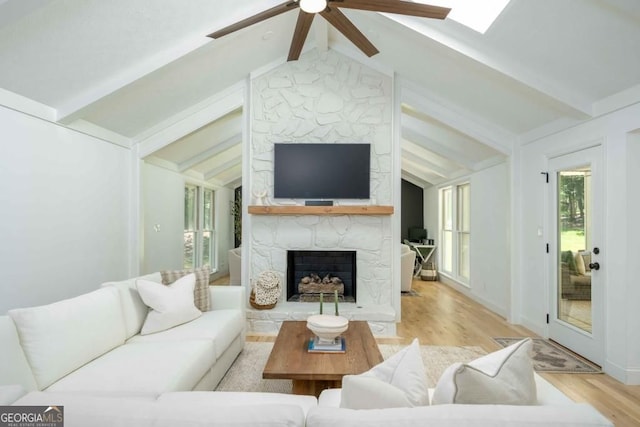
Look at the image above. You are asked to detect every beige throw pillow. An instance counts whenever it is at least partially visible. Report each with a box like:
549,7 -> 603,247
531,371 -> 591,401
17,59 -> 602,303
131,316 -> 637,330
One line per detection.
340,338 -> 428,409
432,338 -> 536,405
161,266 -> 210,312
136,274 -> 202,335
575,251 -> 587,275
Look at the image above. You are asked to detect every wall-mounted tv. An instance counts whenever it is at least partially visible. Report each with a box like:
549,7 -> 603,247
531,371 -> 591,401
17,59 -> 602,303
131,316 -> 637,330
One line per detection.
274,143 -> 370,199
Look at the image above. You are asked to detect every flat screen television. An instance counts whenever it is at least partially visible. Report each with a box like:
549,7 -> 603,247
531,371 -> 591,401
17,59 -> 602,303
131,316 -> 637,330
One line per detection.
274,143 -> 370,199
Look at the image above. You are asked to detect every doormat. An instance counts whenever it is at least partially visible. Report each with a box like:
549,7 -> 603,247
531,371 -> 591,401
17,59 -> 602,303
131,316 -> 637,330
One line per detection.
492,337 -> 602,373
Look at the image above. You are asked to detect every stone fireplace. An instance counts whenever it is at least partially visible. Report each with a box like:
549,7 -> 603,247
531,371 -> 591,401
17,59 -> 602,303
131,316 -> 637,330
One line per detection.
245,49 -> 399,336
286,250 -> 356,302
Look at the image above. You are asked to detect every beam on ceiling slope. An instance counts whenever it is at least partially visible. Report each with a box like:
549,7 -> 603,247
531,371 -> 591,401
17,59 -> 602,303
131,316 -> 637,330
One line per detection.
204,156 -> 242,181
178,133 -> 241,172
68,120 -> 131,148
386,14 -> 593,117
136,83 -> 244,159
55,37 -> 211,124
401,171 -> 432,189
0,88 -> 56,121
401,147 -> 454,177
221,173 -> 242,188
401,166 -> 445,185
401,79 -> 514,155
401,126 -> 475,171
401,153 -> 447,178
218,168 -> 243,187
592,83 -> 640,117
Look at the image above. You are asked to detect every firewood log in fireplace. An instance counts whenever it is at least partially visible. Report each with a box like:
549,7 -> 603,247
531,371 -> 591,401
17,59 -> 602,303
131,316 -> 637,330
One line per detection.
298,273 -> 345,295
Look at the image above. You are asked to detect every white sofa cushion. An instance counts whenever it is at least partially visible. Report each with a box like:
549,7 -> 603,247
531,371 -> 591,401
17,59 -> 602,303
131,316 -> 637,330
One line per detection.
8,287 -> 126,389
46,340 -> 215,396
0,385 -> 27,405
341,376 -> 412,409
159,391 -> 318,417
306,403 -> 614,427
0,316 -> 38,391
136,274 -> 202,335
101,272 -> 163,339
432,338 -> 536,405
127,309 -> 244,359
14,391 -> 307,427
340,338 -> 428,409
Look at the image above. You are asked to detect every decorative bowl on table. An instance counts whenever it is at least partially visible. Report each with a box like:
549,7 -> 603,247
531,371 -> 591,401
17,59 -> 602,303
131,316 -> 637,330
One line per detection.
306,314 -> 349,344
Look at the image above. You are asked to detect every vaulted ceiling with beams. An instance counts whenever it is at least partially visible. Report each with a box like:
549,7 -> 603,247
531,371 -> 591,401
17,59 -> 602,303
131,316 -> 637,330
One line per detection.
1,0 -> 639,188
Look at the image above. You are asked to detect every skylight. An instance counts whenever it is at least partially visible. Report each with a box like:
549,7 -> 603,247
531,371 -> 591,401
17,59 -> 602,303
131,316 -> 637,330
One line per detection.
418,0 -> 511,34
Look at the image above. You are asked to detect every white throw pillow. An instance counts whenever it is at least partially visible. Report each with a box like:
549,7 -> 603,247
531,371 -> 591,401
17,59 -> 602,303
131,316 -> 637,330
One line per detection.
432,338 -> 536,405
136,274 -> 202,335
340,338 -> 428,409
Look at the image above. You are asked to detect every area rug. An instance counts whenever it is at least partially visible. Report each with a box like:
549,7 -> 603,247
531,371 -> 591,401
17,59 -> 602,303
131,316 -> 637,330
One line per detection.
492,337 -> 602,373
215,341 -> 486,393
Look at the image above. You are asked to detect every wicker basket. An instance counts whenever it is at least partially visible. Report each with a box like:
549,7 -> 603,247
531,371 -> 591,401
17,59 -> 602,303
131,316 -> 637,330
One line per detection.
250,289 -> 276,310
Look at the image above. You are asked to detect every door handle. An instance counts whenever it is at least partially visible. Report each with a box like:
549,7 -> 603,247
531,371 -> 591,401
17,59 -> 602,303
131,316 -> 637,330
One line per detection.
589,262 -> 600,271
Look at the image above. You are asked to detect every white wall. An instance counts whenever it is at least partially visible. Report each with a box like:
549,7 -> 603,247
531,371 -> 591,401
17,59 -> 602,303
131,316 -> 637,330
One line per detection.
424,162 -> 510,317
211,186 -> 234,281
0,106 -> 130,313
625,131 -> 640,383
142,162 -> 184,273
518,102 -> 640,384
469,163 -> 510,315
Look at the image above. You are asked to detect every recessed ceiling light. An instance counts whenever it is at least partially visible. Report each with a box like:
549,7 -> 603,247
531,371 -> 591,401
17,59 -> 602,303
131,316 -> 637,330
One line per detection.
262,30 -> 274,40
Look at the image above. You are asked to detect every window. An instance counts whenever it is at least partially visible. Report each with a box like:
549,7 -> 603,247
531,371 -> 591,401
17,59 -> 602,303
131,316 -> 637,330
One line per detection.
439,182 -> 470,283
457,183 -> 470,280
184,184 -> 215,270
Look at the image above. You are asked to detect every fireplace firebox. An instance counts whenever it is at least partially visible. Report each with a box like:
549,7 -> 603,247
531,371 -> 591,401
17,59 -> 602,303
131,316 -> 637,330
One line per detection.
286,250 -> 356,302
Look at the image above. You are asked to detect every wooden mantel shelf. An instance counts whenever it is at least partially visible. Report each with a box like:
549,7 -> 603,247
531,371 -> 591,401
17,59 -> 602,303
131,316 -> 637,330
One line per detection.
248,205 -> 394,216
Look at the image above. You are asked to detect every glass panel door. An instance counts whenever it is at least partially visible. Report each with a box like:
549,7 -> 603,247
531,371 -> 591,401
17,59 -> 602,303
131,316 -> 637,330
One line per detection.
557,168 -> 592,333
548,146 -> 603,366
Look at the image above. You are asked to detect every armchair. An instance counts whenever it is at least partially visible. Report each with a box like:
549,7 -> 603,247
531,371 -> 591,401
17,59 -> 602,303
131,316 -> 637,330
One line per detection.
401,244 -> 417,292
228,247 -> 242,286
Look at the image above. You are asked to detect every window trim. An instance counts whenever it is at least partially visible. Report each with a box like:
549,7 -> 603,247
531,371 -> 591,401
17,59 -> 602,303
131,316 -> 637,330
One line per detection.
184,183 -> 216,271
439,181 -> 470,285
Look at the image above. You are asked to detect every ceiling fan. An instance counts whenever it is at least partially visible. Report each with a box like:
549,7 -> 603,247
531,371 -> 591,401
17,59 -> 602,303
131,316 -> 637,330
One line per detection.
207,0 -> 451,61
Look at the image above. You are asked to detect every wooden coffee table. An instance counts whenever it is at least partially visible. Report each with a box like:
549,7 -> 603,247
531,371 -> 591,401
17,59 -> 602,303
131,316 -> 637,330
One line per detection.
263,320 -> 383,397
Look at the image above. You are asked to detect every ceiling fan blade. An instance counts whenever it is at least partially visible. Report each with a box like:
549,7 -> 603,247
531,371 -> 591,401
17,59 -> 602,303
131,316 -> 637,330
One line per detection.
329,0 -> 450,19
288,10 -> 315,61
320,6 -> 379,57
208,1 -> 299,39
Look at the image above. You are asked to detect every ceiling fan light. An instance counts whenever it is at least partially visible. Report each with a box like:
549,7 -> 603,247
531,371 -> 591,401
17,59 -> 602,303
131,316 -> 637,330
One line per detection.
300,0 -> 327,13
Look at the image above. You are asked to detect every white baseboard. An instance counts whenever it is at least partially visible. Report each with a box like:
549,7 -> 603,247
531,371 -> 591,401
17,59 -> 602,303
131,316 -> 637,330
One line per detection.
605,359 -> 640,385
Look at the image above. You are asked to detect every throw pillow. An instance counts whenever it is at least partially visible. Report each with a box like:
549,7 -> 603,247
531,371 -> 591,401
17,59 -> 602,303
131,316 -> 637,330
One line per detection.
432,338 -> 536,405
575,251 -> 586,275
340,338 -> 428,409
161,266 -> 211,312
561,250 -> 578,274
580,251 -> 592,272
136,274 -> 202,335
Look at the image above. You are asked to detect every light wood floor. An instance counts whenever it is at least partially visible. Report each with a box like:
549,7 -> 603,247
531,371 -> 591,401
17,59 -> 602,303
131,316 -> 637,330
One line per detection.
399,279 -> 640,427
246,278 -> 640,426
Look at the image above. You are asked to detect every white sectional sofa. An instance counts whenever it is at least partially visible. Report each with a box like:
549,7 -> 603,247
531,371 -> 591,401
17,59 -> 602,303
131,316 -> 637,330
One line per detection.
0,272 -> 613,427
1,273 -> 246,397
308,376 -> 614,427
